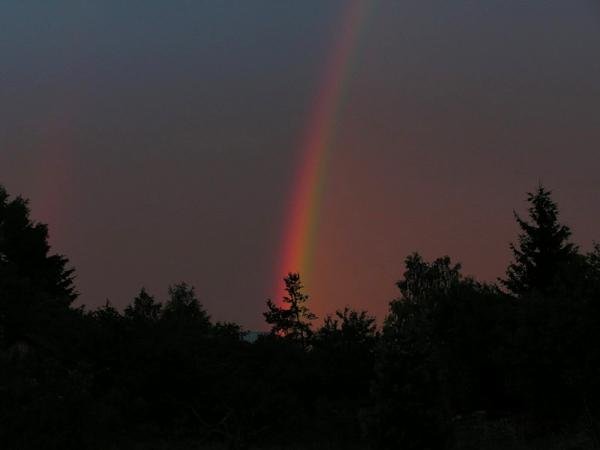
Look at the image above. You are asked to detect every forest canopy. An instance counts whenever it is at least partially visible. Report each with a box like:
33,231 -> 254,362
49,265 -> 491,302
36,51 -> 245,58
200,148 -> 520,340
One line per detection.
1,184 -> 600,449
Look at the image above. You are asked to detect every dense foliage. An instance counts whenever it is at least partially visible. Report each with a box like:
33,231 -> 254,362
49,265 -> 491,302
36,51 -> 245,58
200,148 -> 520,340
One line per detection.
1,184 -> 600,449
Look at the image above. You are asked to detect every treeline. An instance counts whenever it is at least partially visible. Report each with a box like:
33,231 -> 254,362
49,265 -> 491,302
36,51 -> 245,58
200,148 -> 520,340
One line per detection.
1,184 -> 600,449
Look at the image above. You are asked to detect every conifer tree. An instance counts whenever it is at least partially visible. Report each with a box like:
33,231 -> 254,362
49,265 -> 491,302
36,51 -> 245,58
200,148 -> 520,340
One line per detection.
502,185 -> 577,296
0,185 -> 75,304
264,273 -> 316,346
0,185 -> 76,346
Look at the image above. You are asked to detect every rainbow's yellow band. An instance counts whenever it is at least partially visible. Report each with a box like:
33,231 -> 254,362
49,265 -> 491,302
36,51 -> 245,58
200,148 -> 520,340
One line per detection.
273,0 -> 374,301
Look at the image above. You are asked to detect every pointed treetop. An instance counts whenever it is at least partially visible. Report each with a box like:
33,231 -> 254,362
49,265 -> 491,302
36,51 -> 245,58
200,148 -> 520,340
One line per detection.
264,272 -> 316,346
503,185 -> 577,296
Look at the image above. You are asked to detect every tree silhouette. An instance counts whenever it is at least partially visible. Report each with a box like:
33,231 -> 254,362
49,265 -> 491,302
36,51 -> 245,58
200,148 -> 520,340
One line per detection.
319,307 -> 377,347
264,273 -> 316,347
3,182 -> 600,449
0,186 -> 75,302
395,253 -> 462,305
0,185 -> 76,347
315,307 -> 378,433
124,288 -> 162,323
502,185 -> 577,296
588,243 -> 600,276
368,254 -> 468,449
162,282 -> 210,328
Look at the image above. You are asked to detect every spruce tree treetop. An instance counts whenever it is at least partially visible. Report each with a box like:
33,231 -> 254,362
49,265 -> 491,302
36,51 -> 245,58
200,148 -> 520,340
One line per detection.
502,185 -> 577,296
0,185 -> 76,346
0,185 -> 76,305
264,272 -> 316,346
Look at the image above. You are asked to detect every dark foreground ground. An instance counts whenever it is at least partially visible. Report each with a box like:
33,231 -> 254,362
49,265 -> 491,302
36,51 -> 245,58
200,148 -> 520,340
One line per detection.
98,435 -> 599,450
88,421 -> 600,450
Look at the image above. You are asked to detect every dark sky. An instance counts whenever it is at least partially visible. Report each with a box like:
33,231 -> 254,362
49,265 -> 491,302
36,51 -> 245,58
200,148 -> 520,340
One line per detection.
1,1 -> 599,329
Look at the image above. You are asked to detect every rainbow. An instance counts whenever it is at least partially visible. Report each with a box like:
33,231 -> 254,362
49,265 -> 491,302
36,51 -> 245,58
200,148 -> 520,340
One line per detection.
31,108 -> 77,246
273,0 -> 374,300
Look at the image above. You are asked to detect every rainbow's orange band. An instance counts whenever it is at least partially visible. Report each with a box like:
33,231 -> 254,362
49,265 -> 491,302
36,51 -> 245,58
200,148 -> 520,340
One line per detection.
273,0 -> 373,301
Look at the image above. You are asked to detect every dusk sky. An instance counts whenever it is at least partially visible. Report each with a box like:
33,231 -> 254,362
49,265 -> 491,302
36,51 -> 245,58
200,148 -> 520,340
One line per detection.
1,1 -> 599,329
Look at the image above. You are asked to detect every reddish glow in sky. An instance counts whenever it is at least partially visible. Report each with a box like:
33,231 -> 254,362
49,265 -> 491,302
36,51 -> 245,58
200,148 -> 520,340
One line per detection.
275,0 -> 371,303
1,1 -> 599,329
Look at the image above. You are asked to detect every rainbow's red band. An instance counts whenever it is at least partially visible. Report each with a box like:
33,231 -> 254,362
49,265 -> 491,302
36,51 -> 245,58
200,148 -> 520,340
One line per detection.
33,109 -> 76,245
273,0 -> 372,301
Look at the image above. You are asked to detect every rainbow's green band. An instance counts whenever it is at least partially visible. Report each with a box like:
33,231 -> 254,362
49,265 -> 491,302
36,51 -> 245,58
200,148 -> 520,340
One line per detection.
274,0 -> 375,301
